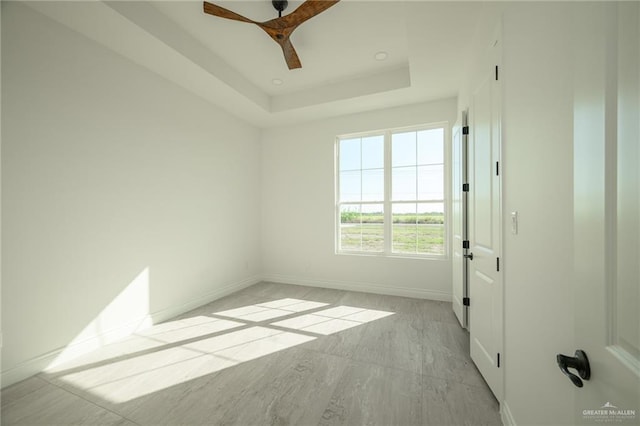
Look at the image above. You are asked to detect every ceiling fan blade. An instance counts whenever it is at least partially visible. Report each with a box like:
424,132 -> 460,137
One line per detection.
203,2 -> 255,24
277,0 -> 340,27
279,37 -> 302,70
203,1 -> 336,70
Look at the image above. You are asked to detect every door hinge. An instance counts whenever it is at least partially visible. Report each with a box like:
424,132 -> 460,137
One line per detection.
497,257 -> 500,272
496,161 -> 500,176
463,240 -> 470,249
462,126 -> 469,135
463,297 -> 470,306
495,65 -> 499,81
462,183 -> 469,192
497,353 -> 501,368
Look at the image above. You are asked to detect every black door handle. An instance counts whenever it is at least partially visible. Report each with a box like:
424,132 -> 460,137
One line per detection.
464,252 -> 474,260
556,350 -> 590,387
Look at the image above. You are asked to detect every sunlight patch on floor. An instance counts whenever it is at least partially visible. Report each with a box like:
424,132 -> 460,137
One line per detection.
142,318 -> 244,344
272,306 -> 394,335
213,298 -> 330,322
55,298 -> 393,403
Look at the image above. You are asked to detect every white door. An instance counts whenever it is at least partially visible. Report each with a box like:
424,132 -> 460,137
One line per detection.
468,32 -> 503,400
572,2 -> 640,422
451,111 -> 468,328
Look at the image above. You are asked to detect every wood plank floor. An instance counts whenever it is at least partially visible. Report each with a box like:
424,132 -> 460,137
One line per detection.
1,282 -> 502,425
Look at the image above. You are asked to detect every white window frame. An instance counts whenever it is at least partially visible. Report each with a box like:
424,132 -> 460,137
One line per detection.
335,122 -> 450,259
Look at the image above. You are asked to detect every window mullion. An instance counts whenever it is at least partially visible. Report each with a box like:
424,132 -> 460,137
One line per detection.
414,131 -> 419,254
359,138 -> 364,251
384,130 -> 392,255
336,139 -> 341,252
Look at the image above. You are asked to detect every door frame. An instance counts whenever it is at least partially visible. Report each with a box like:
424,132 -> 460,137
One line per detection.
452,110 -> 469,329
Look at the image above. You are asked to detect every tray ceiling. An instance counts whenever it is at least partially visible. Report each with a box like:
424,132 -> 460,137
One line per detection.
24,1 -> 498,127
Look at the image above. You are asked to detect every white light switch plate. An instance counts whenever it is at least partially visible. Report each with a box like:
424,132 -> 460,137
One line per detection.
511,211 -> 518,234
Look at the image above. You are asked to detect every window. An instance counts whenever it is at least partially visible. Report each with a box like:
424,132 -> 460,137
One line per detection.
336,124 -> 447,257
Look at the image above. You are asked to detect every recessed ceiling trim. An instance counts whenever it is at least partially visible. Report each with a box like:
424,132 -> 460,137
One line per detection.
271,65 -> 411,112
105,1 -> 269,110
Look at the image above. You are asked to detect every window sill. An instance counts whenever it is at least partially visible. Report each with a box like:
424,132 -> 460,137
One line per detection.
336,251 -> 449,261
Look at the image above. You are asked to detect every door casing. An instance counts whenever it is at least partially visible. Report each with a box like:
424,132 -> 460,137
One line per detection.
451,111 -> 469,329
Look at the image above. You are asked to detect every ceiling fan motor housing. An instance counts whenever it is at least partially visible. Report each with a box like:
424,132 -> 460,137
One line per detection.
272,1 -> 289,14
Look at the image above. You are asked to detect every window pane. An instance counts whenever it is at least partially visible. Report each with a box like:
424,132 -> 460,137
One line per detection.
417,203 -> 444,255
392,203 -> 417,253
340,170 -> 361,202
417,128 -> 444,165
362,204 -> 384,252
362,168 -> 384,201
418,165 -> 444,200
362,135 -> 384,169
392,166 -> 417,201
340,138 -> 360,171
340,205 -> 361,251
392,132 -> 416,167
339,204 -> 383,253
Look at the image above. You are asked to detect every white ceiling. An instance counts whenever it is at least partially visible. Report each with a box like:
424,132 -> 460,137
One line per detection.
26,1 -> 497,128
154,1 -> 411,95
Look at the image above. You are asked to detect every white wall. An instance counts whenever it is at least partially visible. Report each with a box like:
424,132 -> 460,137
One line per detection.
261,98 -> 457,300
1,3 -> 261,386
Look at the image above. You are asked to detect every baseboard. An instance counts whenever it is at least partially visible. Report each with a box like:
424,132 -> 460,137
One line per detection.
262,274 -> 452,302
1,349 -> 61,390
1,274 -> 260,389
501,400 -> 517,426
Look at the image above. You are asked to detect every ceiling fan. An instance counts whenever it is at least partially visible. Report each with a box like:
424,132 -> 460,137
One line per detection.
203,0 -> 340,70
